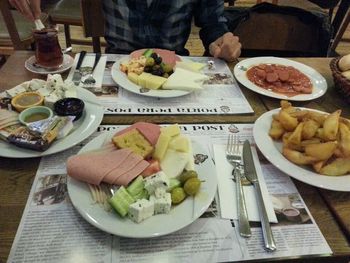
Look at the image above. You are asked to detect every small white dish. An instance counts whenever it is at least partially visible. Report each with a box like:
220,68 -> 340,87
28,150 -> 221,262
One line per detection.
234,57 -> 327,101
67,132 -> 217,238
25,54 -> 74,75
18,105 -> 53,125
253,108 -> 350,192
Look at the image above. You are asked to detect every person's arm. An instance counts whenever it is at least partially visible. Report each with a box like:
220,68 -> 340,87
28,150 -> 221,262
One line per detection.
194,0 -> 241,62
9,0 -> 41,21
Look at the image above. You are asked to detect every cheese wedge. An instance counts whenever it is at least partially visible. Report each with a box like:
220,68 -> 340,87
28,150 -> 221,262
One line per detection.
168,135 -> 189,152
162,68 -> 208,91
176,61 -> 206,72
153,132 -> 171,160
160,124 -> 181,137
160,149 -> 189,178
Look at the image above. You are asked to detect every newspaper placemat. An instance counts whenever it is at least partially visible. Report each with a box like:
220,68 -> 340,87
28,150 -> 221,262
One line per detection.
68,54 -> 254,115
7,124 -> 331,263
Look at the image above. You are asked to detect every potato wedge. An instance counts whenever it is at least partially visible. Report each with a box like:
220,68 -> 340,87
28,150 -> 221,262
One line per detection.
319,158 -> 350,176
323,110 -> 341,141
301,119 -> 320,140
287,122 -> 303,147
339,123 -> 350,157
304,141 -> 338,161
279,110 -> 298,131
269,119 -> 285,140
305,111 -> 328,125
313,160 -> 326,173
282,147 -> 318,165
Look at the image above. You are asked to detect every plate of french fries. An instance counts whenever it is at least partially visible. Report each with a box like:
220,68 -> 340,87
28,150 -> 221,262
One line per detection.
253,101 -> 350,191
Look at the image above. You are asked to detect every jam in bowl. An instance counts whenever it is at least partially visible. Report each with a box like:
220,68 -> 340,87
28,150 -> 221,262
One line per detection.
54,98 -> 85,121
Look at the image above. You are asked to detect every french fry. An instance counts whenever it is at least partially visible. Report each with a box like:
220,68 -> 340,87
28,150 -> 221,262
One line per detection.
287,122 -> 303,147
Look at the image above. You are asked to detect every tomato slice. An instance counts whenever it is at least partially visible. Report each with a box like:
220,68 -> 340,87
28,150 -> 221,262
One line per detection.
142,159 -> 161,177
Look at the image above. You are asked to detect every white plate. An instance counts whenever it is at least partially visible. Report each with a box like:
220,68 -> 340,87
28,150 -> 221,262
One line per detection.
0,87 -> 104,158
111,57 -> 190,98
234,57 -> 327,101
67,131 -> 217,238
25,54 -> 74,75
254,108 -> 350,192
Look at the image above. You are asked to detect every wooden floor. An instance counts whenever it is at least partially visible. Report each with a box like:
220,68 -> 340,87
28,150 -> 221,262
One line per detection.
59,1 -> 349,57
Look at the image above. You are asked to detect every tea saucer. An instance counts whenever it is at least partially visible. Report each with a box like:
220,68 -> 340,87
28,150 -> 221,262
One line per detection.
25,54 -> 74,75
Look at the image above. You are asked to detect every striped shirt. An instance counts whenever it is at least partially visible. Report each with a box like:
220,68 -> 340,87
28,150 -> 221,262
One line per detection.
102,0 -> 228,55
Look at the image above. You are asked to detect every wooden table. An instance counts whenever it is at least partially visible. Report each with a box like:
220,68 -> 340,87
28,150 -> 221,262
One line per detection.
0,51 -> 350,262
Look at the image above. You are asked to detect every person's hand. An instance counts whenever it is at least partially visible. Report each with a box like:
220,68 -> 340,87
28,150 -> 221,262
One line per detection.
9,0 -> 41,21
209,32 -> 241,62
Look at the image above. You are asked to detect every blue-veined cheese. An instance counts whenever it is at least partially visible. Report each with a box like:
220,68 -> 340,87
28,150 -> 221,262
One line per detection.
150,193 -> 171,214
144,171 -> 170,195
128,199 -> 154,223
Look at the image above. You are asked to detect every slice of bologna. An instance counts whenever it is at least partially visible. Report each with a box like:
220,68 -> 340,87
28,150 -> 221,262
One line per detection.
113,159 -> 150,186
102,152 -> 144,184
129,48 -> 181,66
114,122 -> 161,146
66,148 -> 133,185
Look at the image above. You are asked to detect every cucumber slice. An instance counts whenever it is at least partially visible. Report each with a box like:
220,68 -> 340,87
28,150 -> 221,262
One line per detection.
127,176 -> 144,197
143,49 -> 154,58
108,186 -> 135,217
133,188 -> 149,201
169,178 -> 181,191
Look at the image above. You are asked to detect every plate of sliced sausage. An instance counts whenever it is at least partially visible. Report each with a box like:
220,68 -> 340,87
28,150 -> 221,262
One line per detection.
234,57 -> 327,101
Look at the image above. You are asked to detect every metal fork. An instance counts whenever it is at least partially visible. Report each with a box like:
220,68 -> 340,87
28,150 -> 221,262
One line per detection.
226,134 -> 252,238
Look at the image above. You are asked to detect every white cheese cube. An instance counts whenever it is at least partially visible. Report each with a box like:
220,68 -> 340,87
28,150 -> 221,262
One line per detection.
144,171 -> 169,195
37,87 -> 51,97
28,79 -> 45,91
150,193 -> 171,214
44,93 -> 60,108
154,187 -> 167,198
128,199 -> 154,223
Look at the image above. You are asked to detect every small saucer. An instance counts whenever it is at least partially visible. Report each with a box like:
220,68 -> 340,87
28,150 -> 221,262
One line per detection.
25,54 -> 74,75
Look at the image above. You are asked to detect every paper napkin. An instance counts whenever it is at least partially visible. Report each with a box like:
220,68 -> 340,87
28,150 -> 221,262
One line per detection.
66,53 -> 107,88
213,144 -> 277,223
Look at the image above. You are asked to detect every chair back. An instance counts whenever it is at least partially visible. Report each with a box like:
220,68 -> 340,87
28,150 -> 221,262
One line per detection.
225,3 -> 332,57
0,0 -> 29,52
81,0 -> 105,53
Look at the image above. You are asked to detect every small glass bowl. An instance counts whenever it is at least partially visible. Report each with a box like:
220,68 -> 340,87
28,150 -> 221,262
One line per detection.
53,97 -> 85,121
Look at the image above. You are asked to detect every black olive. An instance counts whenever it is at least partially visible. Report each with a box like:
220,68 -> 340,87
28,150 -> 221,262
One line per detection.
154,56 -> 162,65
144,66 -> 152,73
150,53 -> 158,60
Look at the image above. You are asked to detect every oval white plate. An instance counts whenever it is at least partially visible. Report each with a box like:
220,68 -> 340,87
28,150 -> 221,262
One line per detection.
254,108 -> 350,192
234,57 -> 327,101
0,87 -> 104,158
67,131 -> 217,238
25,54 -> 74,75
111,57 -> 191,98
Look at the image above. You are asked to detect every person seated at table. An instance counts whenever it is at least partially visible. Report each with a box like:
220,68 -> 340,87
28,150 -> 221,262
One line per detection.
9,0 -> 242,62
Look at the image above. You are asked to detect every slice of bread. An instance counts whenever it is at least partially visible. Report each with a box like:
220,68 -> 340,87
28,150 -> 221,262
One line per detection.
112,129 -> 153,158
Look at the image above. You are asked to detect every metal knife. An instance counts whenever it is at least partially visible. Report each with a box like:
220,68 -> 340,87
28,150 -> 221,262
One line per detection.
72,51 -> 87,85
243,140 -> 277,252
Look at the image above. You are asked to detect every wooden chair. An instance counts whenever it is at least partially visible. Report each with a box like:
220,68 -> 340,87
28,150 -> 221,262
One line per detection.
80,0 -> 105,53
47,0 -> 83,48
0,0 -> 47,55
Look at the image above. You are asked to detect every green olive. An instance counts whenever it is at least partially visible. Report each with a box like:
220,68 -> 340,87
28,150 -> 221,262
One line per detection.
179,170 -> 198,184
171,187 -> 186,204
184,177 -> 201,196
162,63 -> 173,73
145,57 -> 155,67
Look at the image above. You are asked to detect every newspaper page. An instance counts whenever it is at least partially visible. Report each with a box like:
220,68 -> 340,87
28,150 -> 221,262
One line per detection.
7,124 -> 331,263
76,54 -> 254,115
